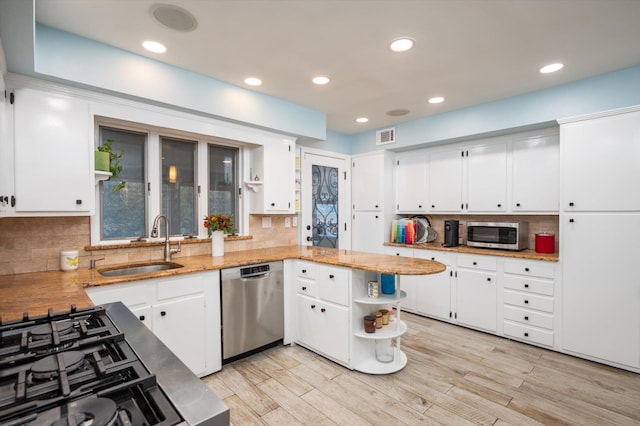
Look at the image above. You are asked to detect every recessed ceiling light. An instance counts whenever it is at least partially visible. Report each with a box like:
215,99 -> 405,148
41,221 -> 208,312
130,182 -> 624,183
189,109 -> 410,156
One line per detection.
356,117 -> 369,123
428,97 -> 445,104
386,109 -> 410,116
142,40 -> 166,53
540,63 -> 564,74
389,37 -> 415,53
244,77 -> 262,86
312,76 -> 331,85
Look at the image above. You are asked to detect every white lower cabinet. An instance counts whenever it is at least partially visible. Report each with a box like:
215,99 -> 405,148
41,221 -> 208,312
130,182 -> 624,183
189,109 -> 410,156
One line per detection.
413,250 -> 453,322
455,266 -> 497,333
85,271 -> 221,377
294,264 -> 351,366
502,259 -> 556,348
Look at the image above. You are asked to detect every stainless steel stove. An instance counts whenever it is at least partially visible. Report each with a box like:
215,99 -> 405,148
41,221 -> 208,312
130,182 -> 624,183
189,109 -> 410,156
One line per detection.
0,302 -> 228,426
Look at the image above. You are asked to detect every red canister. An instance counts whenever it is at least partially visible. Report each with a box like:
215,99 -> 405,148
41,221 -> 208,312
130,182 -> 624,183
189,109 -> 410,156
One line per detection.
535,232 -> 555,253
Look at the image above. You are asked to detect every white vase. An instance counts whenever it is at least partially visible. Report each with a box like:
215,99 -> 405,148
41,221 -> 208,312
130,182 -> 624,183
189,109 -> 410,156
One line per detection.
211,230 -> 224,257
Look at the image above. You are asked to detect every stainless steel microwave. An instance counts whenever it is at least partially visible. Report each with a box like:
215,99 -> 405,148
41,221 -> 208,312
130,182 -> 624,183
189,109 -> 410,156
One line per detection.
466,221 -> 529,251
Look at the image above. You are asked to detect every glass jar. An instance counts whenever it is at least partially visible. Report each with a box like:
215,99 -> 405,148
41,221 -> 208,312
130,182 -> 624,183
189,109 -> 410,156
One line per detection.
375,338 -> 394,363
379,309 -> 389,325
372,312 -> 383,329
364,315 -> 376,333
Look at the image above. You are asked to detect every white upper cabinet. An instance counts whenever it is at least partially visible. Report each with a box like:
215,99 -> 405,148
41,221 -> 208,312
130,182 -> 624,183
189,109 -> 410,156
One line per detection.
352,211 -> 384,253
561,110 -> 640,212
12,88 -> 93,215
466,142 -> 508,212
250,140 -> 295,213
512,134 -> 559,212
395,151 -> 428,213
352,153 -> 384,211
429,148 -> 463,212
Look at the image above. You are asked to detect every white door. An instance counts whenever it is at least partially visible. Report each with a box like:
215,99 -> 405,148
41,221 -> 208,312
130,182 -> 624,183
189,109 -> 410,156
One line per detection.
301,151 -> 349,248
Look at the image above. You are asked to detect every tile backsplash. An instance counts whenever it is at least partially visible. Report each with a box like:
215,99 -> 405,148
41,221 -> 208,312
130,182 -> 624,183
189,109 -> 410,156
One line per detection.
0,215 -> 298,276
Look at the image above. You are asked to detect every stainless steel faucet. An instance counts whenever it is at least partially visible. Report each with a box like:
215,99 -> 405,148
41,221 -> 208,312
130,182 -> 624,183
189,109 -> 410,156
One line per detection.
151,214 -> 181,261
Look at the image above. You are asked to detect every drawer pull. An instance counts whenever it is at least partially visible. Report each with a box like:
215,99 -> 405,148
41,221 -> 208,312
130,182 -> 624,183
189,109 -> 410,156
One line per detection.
161,311 -> 166,317
302,286 -> 307,291
321,308 -> 326,313
524,300 -> 529,304
329,274 -> 335,279
524,316 -> 529,321
524,332 -> 529,337
302,269 -> 307,273
311,304 -> 316,309
487,277 -> 491,282
139,315 -> 145,321
525,267 -> 530,272
473,261 -> 477,266
524,283 -> 529,288
431,257 -> 435,261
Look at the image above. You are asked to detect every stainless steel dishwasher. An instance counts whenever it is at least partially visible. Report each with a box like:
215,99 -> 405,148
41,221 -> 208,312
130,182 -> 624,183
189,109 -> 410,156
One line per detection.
221,261 -> 284,362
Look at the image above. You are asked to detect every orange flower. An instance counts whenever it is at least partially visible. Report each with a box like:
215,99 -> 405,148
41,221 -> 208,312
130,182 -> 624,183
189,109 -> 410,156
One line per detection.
203,213 -> 236,236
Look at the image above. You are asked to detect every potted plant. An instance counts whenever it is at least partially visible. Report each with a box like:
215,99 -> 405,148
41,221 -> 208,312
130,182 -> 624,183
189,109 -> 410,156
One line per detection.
96,139 -> 126,191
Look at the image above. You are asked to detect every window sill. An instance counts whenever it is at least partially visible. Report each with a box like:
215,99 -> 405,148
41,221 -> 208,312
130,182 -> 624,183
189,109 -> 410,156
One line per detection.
85,235 -> 253,251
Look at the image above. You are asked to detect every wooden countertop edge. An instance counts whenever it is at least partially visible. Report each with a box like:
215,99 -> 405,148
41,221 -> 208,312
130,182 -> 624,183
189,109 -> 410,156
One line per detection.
383,242 -> 559,262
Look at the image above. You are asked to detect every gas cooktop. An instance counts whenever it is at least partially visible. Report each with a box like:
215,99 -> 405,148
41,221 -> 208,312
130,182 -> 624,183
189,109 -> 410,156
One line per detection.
0,303 -> 228,426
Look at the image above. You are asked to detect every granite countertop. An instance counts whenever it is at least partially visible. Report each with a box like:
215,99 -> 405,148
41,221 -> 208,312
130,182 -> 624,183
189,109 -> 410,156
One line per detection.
0,245 -> 446,322
384,242 -> 559,262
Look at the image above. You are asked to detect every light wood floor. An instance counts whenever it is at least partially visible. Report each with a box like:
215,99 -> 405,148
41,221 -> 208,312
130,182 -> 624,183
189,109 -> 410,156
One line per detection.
202,313 -> 640,425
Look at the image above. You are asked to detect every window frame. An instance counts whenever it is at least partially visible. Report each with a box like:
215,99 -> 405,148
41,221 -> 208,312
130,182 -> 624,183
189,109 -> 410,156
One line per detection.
91,117 -> 246,245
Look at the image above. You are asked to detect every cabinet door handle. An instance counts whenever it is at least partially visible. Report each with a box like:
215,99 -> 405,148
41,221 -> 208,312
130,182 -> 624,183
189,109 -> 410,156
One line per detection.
321,308 -> 326,313
302,286 -> 307,291
524,332 -> 529,337
432,204 -> 435,208
271,202 -> 276,207
569,218 -> 574,223
302,269 -> 307,273
524,316 -> 529,321
311,304 -> 316,309
487,277 -> 491,282
139,315 -> 145,321
569,202 -> 574,207
524,283 -> 529,288
524,300 -> 529,304
375,215 -> 379,219
375,205 -> 379,208
516,203 -> 521,207
418,205 -> 422,208
473,261 -> 477,266
525,267 -> 530,272
431,257 -> 435,260
329,274 -> 335,279
497,203 -> 501,208
161,311 -> 167,316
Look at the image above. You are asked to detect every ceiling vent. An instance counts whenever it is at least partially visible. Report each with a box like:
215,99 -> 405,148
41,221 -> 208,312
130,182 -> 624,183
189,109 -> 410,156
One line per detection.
376,127 -> 396,145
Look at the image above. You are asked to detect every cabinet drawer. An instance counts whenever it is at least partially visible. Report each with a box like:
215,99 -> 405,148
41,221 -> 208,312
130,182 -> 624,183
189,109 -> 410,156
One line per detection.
317,265 -> 350,306
504,276 -> 554,296
296,279 -> 317,297
296,261 -> 316,280
504,290 -> 553,313
86,282 -> 150,307
457,256 -> 497,271
503,321 -> 554,347
503,305 -> 553,330
157,276 -> 204,300
413,250 -> 453,265
504,261 -> 554,279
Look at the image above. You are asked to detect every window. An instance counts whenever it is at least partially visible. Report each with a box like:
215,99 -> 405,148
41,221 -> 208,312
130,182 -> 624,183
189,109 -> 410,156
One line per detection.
99,127 -> 147,240
208,145 -> 238,224
161,137 -> 197,236
94,120 -> 243,244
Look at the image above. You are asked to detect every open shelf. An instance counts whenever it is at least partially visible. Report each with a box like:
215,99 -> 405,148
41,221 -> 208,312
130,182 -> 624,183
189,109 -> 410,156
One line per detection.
95,170 -> 112,185
353,348 -> 407,374
354,290 -> 406,305
354,320 -> 407,340
244,180 -> 263,192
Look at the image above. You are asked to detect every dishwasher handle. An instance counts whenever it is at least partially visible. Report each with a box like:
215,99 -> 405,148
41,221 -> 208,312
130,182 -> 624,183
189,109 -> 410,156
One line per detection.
240,271 -> 272,280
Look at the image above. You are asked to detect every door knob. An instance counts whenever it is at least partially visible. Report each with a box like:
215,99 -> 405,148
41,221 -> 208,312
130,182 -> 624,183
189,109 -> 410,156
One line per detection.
306,225 -> 311,230
306,236 -> 313,242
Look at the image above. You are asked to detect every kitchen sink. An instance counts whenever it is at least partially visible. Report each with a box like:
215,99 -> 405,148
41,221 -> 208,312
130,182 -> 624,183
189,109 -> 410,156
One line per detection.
99,261 -> 183,277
